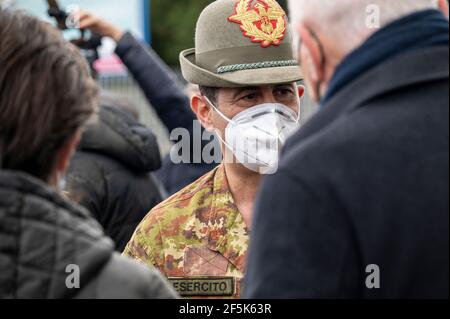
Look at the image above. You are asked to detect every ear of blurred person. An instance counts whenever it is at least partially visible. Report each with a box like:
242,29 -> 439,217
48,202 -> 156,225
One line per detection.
296,27 -> 333,102
0,8 -> 177,299
50,130 -> 83,188
439,0 -> 450,17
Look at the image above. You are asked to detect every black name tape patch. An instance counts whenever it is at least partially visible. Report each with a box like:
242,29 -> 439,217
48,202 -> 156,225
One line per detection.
168,277 -> 235,297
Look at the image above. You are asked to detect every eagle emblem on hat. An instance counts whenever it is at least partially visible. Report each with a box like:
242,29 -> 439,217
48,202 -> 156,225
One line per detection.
228,0 -> 287,48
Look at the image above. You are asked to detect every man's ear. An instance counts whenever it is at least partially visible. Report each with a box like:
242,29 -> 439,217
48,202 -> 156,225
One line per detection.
438,0 -> 449,18
298,25 -> 325,83
55,131 -> 82,175
191,94 -> 214,131
297,85 -> 305,98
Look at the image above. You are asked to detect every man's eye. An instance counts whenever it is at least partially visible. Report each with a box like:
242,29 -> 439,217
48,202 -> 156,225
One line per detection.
242,93 -> 257,101
276,89 -> 294,96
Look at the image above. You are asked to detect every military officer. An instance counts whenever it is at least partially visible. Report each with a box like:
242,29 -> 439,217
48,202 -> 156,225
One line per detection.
124,0 -> 303,299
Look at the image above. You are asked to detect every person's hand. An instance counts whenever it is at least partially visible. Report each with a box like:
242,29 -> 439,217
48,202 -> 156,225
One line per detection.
77,11 -> 124,42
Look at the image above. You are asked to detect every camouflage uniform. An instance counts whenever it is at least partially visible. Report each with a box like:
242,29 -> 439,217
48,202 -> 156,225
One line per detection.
123,165 -> 250,298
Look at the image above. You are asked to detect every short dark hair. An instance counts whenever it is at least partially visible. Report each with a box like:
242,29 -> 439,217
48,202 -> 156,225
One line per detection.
199,86 -> 218,105
0,9 -> 98,181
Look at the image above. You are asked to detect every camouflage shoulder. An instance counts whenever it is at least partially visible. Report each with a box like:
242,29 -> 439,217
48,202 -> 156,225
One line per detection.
152,165 -> 220,212
139,165 -> 220,239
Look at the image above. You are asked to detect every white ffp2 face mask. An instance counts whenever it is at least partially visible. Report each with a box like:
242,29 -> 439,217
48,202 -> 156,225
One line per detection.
205,98 -> 300,175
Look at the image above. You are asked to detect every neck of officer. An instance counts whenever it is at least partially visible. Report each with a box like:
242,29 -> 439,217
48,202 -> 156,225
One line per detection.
224,161 -> 261,230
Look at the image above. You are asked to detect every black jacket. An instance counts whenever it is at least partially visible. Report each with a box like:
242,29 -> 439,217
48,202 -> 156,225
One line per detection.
0,171 -> 177,299
115,33 -> 217,195
245,47 -> 449,298
66,105 -> 163,252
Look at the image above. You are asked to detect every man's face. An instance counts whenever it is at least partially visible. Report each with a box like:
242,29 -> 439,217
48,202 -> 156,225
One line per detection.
191,83 -> 301,172
211,83 -> 300,139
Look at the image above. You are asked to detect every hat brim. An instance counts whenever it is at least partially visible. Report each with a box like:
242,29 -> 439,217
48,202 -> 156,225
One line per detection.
180,48 -> 303,88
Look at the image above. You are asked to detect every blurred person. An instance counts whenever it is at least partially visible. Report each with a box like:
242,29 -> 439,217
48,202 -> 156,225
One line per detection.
124,0 -> 304,298
77,11 -> 217,195
0,9 -> 176,299
245,0 -> 449,298
66,93 -> 165,252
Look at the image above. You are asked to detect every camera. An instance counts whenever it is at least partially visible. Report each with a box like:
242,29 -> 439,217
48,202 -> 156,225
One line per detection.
47,0 -> 102,77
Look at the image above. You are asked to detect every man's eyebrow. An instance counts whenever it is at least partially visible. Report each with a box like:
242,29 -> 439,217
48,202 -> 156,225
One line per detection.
274,83 -> 296,89
231,87 -> 259,100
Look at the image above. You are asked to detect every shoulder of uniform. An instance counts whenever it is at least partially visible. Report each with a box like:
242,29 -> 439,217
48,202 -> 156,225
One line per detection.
146,166 -> 220,222
157,166 -> 219,208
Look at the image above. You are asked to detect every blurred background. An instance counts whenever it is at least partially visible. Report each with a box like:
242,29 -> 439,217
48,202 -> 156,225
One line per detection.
0,0 -> 314,156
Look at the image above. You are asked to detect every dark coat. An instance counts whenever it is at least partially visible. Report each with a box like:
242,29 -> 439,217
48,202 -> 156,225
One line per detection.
66,105 -> 163,252
245,46 -> 449,299
0,171 -> 177,299
115,32 -> 217,195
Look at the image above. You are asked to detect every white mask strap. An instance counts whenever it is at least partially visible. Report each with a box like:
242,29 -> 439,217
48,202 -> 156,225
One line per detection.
203,96 -> 237,125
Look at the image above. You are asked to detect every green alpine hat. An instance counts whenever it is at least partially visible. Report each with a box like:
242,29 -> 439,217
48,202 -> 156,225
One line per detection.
180,0 -> 303,88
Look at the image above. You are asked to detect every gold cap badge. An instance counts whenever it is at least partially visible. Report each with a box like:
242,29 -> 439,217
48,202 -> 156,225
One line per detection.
228,0 -> 287,48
